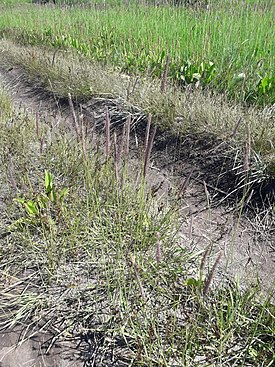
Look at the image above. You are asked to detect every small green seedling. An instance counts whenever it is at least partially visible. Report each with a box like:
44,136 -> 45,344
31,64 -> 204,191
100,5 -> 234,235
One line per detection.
14,170 -> 68,226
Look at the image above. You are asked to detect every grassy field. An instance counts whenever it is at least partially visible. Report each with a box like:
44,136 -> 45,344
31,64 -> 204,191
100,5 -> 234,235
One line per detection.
0,1 -> 274,365
0,0 -> 274,106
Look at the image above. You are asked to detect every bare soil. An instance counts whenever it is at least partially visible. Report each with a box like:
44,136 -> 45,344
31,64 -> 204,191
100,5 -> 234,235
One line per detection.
0,65 -> 274,367
0,328 -> 83,367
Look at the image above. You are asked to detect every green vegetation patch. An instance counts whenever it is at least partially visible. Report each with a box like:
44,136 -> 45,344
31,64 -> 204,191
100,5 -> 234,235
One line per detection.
0,0 -> 274,106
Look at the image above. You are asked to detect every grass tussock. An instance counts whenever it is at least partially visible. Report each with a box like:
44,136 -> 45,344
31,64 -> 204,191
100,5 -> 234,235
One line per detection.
0,87 -> 274,366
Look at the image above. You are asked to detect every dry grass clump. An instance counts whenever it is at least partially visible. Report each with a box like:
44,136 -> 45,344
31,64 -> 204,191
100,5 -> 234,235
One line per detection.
0,40 -> 274,152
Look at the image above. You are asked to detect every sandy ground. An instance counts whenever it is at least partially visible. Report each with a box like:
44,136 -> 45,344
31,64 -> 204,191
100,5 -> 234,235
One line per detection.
0,65 -> 274,366
0,329 -> 83,367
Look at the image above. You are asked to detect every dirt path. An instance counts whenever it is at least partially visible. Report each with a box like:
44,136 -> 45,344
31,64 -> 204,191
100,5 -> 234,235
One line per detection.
0,65 -> 274,366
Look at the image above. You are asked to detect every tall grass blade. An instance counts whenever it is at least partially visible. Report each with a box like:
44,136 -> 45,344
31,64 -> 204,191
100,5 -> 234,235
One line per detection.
203,251 -> 222,296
